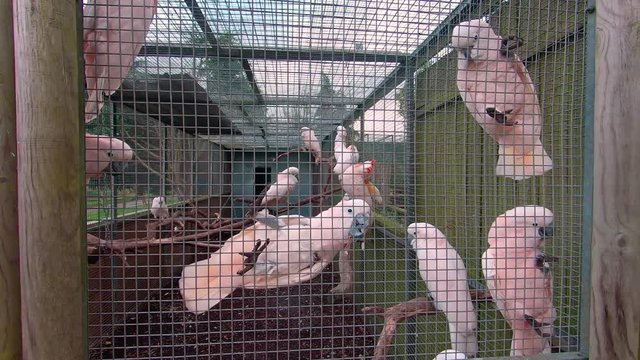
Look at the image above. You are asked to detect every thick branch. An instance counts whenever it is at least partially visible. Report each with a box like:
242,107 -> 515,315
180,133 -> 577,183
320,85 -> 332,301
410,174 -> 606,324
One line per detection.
362,298 -> 437,360
329,238 -> 354,296
361,290 -> 492,360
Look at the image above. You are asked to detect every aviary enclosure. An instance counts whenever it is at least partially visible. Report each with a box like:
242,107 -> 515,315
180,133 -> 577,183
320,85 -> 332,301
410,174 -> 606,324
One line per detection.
5,0 -> 603,359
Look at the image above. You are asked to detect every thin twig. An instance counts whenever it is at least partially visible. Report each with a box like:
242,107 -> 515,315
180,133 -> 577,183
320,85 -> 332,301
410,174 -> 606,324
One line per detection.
87,188 -> 344,255
272,147 -> 306,161
86,233 -> 221,254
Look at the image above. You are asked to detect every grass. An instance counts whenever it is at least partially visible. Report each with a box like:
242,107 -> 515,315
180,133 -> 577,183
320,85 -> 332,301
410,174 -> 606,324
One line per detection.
86,187 -> 181,223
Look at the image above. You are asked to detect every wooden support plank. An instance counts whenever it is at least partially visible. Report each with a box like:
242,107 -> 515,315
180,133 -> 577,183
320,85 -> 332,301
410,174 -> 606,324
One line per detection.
590,0 -> 640,359
13,0 -> 86,359
0,0 -> 20,357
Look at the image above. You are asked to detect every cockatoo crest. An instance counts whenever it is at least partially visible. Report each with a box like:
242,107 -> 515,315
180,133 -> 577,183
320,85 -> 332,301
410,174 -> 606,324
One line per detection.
488,205 -> 554,249
357,160 -> 375,178
282,166 -> 299,178
407,222 -> 445,249
450,19 -> 501,59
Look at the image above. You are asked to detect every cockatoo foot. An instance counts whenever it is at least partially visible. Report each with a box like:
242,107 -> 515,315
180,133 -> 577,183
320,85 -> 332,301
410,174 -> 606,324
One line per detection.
500,34 -> 524,58
237,238 -> 271,275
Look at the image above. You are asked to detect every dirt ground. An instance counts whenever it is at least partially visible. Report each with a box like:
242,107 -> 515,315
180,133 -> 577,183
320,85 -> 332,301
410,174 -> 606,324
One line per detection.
89,264 -> 377,360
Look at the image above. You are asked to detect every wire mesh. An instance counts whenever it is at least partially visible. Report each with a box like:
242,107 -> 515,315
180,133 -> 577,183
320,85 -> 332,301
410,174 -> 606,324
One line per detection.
83,0 -> 589,358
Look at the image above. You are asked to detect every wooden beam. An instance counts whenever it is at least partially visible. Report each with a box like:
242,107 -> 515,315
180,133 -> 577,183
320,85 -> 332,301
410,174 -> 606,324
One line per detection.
0,0 -> 20,357
13,0 -> 86,359
590,0 -> 640,359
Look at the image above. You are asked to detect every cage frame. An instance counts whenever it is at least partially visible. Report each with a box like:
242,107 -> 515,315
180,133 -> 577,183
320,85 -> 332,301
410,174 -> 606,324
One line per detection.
3,0 -> 639,358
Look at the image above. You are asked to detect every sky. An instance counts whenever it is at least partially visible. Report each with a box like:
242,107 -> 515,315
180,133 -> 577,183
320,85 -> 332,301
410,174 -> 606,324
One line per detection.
135,0 -> 463,141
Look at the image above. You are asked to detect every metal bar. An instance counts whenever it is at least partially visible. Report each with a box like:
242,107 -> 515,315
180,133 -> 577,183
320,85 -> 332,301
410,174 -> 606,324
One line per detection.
579,3 -> 596,357
219,96 -> 364,106
139,44 -> 409,63
110,103 -> 118,230
0,0 -> 20,355
183,0 -> 265,105
342,0 -> 503,125
403,61 -> 418,360
13,0 -> 86,357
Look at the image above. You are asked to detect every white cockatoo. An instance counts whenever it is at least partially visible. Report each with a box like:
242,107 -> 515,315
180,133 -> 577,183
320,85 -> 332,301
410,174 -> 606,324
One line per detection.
260,167 -> 299,206
451,19 -> 552,180
333,144 -> 360,179
482,205 -> 556,356
150,196 -> 169,219
300,127 -> 323,163
83,0 -> 159,122
84,134 -> 134,183
334,125 -> 348,148
432,349 -> 468,360
179,198 -> 371,314
408,223 -> 478,357
340,160 -> 383,205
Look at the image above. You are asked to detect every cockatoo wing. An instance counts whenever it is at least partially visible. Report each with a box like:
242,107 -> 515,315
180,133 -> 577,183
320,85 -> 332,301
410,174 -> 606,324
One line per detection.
83,0 -> 158,122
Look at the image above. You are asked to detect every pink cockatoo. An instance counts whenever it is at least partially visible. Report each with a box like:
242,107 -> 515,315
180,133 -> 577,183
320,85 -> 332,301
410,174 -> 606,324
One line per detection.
482,205 -> 556,356
150,196 -> 169,219
300,127 -> 323,164
340,160 -> 383,205
178,198 -> 371,314
432,349 -> 467,360
84,134 -> 134,183
409,223 -> 478,357
451,19 -> 553,180
83,0 -> 158,122
333,144 -> 359,179
260,167 -> 299,206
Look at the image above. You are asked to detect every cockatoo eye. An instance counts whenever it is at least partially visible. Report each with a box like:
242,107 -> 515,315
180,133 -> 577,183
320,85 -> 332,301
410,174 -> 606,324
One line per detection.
347,208 -> 353,213
106,151 -> 113,157
532,223 -> 538,227
474,34 -> 478,40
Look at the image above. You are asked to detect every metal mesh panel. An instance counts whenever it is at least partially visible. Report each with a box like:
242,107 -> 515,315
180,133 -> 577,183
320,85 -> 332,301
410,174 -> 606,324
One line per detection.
84,0 -> 589,358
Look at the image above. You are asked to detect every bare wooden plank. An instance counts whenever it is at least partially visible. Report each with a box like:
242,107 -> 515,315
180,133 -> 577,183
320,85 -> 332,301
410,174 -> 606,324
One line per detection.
13,0 -> 86,358
590,0 -> 640,359
0,0 -> 20,357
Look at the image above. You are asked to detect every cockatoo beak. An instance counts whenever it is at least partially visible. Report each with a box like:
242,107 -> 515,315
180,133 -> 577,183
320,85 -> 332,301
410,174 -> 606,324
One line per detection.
108,161 -> 129,175
348,213 -> 370,240
538,223 -> 554,238
461,47 -> 470,59
407,234 -> 417,249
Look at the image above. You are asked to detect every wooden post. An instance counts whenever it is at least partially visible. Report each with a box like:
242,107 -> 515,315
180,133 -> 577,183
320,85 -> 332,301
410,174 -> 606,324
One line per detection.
0,0 -> 21,358
13,0 -> 86,358
590,1 -> 640,359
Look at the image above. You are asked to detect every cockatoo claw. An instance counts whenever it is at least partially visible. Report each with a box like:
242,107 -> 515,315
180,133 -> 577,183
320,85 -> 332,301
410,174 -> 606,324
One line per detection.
237,238 -> 271,275
500,34 -> 524,58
